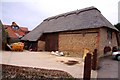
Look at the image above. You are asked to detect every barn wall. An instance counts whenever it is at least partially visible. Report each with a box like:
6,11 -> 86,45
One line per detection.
98,28 -> 118,57
37,34 -> 46,51
58,29 -> 99,57
112,32 -> 118,46
117,33 -> 120,46
37,41 -> 45,51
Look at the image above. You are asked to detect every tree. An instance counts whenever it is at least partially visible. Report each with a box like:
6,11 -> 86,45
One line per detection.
114,23 -> 120,31
114,23 -> 120,47
0,20 -> 7,50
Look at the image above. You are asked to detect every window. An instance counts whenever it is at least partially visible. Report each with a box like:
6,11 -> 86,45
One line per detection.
107,30 -> 112,40
12,26 -> 19,30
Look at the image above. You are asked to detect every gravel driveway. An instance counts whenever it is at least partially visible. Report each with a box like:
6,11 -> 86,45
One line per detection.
1,51 -> 85,78
1,51 -> 97,79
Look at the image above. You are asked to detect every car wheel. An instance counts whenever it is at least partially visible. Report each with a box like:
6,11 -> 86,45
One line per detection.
116,55 -> 120,61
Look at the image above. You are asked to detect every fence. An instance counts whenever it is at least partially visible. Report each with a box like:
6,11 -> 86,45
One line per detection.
83,49 -> 98,80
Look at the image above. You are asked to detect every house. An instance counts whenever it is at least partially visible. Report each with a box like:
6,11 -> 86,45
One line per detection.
21,6 -> 119,57
4,22 -> 29,44
0,20 -> 7,50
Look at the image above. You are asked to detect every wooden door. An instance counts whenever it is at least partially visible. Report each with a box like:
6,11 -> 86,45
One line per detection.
45,33 -> 58,51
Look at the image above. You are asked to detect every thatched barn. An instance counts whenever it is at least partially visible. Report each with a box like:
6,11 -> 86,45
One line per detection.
21,6 -> 119,57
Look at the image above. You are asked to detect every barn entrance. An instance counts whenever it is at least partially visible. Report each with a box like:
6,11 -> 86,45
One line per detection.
45,33 -> 58,51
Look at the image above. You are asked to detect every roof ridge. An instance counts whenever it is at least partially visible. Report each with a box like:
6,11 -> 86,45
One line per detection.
44,6 -> 100,21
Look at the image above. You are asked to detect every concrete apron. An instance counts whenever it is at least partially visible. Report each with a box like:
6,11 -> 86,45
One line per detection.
1,51 -> 97,78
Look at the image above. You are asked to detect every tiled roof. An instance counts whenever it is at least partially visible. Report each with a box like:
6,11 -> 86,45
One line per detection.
3,25 -> 28,39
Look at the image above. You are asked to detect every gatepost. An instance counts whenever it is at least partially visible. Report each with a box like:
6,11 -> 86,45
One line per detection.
83,53 -> 92,80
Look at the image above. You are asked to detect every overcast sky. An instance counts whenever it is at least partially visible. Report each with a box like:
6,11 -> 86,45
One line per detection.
1,0 -> 120,30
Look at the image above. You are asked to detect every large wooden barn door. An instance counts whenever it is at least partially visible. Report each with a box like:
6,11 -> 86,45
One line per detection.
45,33 -> 58,51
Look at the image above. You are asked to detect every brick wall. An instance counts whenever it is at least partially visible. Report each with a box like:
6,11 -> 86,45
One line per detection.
98,28 -> 118,57
59,30 -> 98,57
37,41 -> 45,51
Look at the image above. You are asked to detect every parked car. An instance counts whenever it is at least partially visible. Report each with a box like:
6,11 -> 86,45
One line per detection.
112,51 -> 120,61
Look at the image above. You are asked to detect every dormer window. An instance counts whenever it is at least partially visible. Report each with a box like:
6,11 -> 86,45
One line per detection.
11,22 -> 19,30
12,26 -> 19,30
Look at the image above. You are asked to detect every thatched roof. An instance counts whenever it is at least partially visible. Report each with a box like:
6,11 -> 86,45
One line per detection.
21,6 -> 118,41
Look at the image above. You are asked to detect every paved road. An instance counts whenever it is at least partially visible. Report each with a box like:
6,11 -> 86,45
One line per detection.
118,61 -> 120,80
97,55 -> 119,79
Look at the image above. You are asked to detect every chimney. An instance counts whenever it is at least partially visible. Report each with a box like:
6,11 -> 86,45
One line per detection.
11,22 -> 19,30
12,22 -> 18,26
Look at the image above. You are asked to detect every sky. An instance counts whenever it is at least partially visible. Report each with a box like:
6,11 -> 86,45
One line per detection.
1,0 -> 120,31
118,1 -> 120,23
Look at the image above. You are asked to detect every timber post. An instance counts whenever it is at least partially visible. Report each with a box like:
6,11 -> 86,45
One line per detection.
83,53 -> 92,80
92,49 -> 98,70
